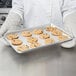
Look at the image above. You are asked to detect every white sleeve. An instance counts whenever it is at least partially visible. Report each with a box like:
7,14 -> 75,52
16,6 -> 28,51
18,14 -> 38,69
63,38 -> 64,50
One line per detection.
10,0 -> 24,20
61,0 -> 76,20
0,12 -> 22,37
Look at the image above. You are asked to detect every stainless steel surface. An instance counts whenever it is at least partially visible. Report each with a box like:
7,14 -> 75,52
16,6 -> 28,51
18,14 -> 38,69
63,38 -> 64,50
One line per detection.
0,8 -> 11,25
0,42 -> 76,76
0,8 -> 11,13
4,24 -> 73,53
0,14 -> 7,24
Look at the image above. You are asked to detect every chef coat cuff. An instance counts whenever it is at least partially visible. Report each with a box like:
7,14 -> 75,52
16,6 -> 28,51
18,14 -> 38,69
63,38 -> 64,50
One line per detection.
10,8 -> 24,21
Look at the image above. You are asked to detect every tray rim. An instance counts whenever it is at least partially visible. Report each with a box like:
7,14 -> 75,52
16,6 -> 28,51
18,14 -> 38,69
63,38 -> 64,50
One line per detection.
4,24 -> 74,54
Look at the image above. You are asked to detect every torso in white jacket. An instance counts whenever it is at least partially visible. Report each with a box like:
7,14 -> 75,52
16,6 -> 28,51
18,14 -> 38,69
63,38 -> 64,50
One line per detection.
10,0 -> 76,28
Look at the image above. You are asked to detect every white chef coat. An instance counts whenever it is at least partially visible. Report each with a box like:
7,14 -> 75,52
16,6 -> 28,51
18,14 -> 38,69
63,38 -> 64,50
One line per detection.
10,0 -> 76,28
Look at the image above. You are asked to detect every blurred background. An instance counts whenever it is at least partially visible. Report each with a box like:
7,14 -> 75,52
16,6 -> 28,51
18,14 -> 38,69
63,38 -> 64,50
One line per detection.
0,0 -> 12,26
0,0 -> 12,8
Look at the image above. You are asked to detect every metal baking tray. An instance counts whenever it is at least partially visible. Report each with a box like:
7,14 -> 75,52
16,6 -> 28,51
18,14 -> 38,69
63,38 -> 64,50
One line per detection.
4,24 -> 74,54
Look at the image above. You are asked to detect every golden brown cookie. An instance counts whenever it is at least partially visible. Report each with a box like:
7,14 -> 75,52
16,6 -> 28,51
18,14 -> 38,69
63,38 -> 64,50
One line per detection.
46,26 -> 57,32
7,34 -> 19,40
40,33 -> 50,39
58,35 -> 68,41
45,38 -> 55,44
11,39 -> 23,46
27,37 -> 38,43
46,26 -> 62,36
21,31 -> 32,37
17,44 -> 29,51
33,29 -> 43,35
30,42 -> 40,48
51,29 -> 62,36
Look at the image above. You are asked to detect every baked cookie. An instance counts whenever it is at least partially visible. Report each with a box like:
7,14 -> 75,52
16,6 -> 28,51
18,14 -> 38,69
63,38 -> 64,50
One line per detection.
51,29 -> 62,36
58,35 -> 68,41
33,29 -> 43,35
27,37 -> 38,43
21,31 -> 32,37
46,26 -> 57,32
17,44 -> 29,51
7,34 -> 19,40
46,26 -> 62,36
40,33 -> 50,39
45,38 -> 55,44
30,42 -> 40,48
11,39 -> 23,46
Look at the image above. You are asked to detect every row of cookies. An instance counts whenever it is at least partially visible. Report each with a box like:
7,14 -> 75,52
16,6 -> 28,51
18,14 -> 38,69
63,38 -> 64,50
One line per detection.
21,30 -> 55,44
5,27 -> 58,51
6,33 -> 27,51
21,26 -> 69,42
6,26 -> 69,52
6,33 -> 41,51
21,29 -> 43,38
21,29 -> 56,45
7,26 -> 69,42
6,32 -> 55,52
46,26 -> 69,41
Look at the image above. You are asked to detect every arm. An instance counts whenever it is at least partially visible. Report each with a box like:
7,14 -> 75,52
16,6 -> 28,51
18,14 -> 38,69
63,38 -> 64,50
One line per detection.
61,0 -> 76,48
0,0 -> 24,37
64,12 -> 76,37
61,0 -> 76,37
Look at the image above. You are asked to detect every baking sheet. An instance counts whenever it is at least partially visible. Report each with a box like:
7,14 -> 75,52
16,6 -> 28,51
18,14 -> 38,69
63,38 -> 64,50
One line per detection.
4,24 -> 73,53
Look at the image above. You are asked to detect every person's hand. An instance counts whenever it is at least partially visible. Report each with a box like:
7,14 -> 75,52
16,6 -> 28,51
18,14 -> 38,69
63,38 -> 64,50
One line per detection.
0,12 -> 22,46
61,12 -> 76,48
0,12 -> 22,37
0,25 -> 21,37
0,24 -> 8,37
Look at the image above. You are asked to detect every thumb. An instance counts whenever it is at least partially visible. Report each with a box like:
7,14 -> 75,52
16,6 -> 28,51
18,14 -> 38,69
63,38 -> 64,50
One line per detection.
0,25 -> 8,37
